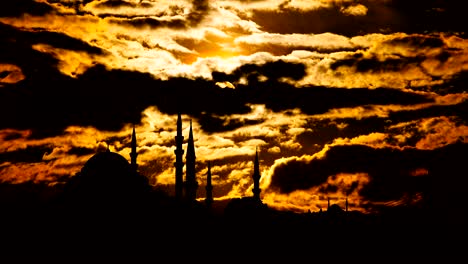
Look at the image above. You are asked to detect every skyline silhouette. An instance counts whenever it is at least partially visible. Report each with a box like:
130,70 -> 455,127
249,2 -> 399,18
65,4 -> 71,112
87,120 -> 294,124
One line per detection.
1,97 -> 466,261
1,115 -> 465,227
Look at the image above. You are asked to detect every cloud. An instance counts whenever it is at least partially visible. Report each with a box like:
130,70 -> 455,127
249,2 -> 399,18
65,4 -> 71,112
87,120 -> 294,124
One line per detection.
113,16 -> 187,29
340,4 -> 368,16
266,141 -> 468,213
0,0 -> 54,17
0,64 -> 25,85
94,0 -> 141,9
0,52 -> 435,140
0,21 -> 106,79
2,5 -> 464,92
302,33 -> 468,89
101,0 -> 210,29
0,145 -> 53,164
247,0 -> 465,37
414,117 -> 468,149
235,32 -> 359,55
430,71 -> 468,95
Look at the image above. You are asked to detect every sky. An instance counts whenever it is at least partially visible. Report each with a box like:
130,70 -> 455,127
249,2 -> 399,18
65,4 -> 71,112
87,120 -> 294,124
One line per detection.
0,0 -> 467,215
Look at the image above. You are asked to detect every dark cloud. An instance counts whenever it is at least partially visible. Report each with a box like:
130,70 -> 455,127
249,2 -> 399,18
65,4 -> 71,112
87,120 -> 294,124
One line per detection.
248,0 -> 465,37
330,52 -> 423,73
269,142 -> 468,211
0,25 -> 442,140
293,99 -> 468,152
428,71 -> 468,95
0,62 -> 252,137
226,60 -> 307,82
0,145 -> 53,164
2,131 -> 26,141
0,71 -> 10,79
31,30 -> 104,55
391,100 -> 468,125
197,114 -> 265,133
47,0 -> 95,9
186,0 -> 209,26
106,0 -> 209,29
296,120 -> 349,149
243,82 -> 432,116
94,0 -> 139,9
68,146 -> 98,157
330,35 -> 452,79
0,22 -> 105,80
385,35 -> 445,49
115,17 -> 186,29
0,51 -> 433,138
0,0 -> 54,17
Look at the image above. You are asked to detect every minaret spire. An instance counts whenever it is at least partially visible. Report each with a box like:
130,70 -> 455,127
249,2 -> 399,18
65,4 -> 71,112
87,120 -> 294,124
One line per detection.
345,196 -> 348,212
252,147 -> 261,202
174,113 -> 184,200
185,119 -> 198,202
205,161 -> 213,208
130,125 -> 138,172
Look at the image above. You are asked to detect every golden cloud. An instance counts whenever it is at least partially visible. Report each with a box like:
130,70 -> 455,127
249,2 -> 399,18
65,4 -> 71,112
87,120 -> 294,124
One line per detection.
0,64 -> 25,84
262,172 -> 371,213
340,4 -> 368,16
415,116 -> 468,150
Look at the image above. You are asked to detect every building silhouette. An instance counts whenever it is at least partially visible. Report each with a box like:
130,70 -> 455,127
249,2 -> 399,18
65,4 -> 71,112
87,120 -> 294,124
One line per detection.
184,119 -> 198,202
130,125 -> 138,172
56,114 -> 365,229
174,112 -> 184,200
252,147 -> 261,202
346,196 -> 348,212
205,161 -> 213,208
59,133 -> 151,209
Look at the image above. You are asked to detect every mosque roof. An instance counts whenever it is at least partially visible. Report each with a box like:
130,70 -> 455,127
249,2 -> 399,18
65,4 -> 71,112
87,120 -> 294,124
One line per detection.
61,150 -> 151,206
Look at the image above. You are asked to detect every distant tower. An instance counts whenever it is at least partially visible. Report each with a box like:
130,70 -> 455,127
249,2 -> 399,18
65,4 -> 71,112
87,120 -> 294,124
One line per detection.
174,113 -> 184,200
130,125 -> 138,172
252,147 -> 261,202
185,119 -> 198,202
327,197 -> 330,211
205,161 -> 213,208
345,196 -> 348,212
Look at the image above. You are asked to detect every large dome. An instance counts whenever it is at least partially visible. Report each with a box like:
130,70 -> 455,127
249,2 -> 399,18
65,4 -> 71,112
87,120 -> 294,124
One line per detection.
82,151 -> 133,179
61,150 -> 151,207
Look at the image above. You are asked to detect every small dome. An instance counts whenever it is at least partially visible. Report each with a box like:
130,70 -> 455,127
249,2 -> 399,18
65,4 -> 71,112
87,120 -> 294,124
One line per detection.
328,204 -> 344,215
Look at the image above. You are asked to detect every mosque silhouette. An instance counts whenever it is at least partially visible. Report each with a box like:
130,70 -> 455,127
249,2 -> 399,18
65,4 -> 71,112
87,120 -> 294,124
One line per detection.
0,114 -> 447,259
59,113 -> 265,212
56,111 -> 403,251
54,111 -> 388,232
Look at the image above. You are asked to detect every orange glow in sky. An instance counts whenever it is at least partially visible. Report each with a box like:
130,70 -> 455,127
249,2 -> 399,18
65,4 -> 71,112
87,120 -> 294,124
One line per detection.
0,0 -> 467,216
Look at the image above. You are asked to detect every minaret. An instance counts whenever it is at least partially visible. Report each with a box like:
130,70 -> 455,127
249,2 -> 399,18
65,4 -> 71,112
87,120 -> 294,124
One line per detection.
252,147 -> 261,202
345,196 -> 348,212
185,119 -> 198,202
174,113 -> 184,200
205,161 -> 213,208
130,125 -> 138,172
